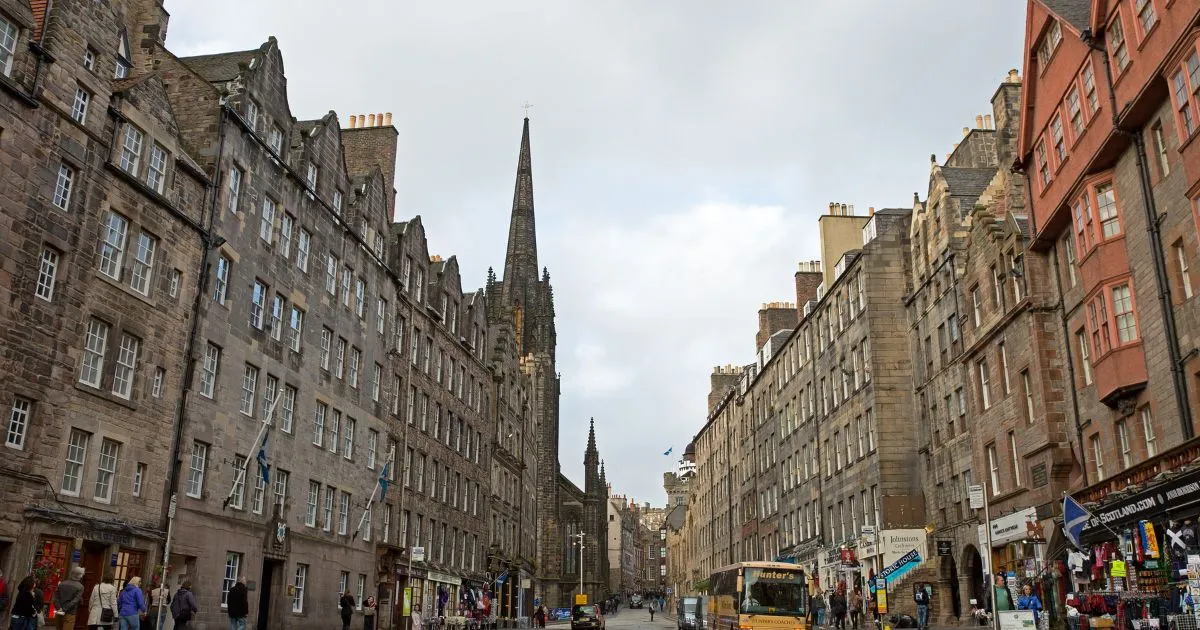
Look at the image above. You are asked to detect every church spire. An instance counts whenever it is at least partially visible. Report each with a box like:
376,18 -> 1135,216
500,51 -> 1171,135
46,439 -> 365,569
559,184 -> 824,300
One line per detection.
586,418 -> 597,456
502,117 -> 538,292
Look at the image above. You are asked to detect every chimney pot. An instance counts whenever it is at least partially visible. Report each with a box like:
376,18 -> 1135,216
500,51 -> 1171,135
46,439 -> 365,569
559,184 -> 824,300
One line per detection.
376,113 -> 384,127
962,126 -> 969,137
975,114 -> 984,128
368,114 -> 377,127
347,115 -> 356,129
384,112 -> 393,126
984,114 -> 993,129
1008,68 -> 1020,83
841,203 -> 848,215
869,207 -> 875,217
848,204 -> 855,215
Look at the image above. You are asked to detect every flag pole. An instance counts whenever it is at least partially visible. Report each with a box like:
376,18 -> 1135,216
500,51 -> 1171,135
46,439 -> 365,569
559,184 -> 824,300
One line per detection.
353,445 -> 396,540
223,385 -> 282,510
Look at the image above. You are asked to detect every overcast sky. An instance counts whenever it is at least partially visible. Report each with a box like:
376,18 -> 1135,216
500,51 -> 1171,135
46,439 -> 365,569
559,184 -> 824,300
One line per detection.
167,1 -> 1027,505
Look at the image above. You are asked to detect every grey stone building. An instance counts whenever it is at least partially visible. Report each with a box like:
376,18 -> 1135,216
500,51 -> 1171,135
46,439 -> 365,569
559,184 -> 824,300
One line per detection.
903,74 -> 1023,621
0,0 -> 208,616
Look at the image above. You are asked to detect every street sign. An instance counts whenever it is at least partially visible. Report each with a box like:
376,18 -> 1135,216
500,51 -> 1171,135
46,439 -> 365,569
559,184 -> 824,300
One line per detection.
666,588 -> 673,595
969,485 -> 984,510
412,546 -> 425,562
861,525 -> 876,543
936,540 -> 953,556
575,594 -> 588,605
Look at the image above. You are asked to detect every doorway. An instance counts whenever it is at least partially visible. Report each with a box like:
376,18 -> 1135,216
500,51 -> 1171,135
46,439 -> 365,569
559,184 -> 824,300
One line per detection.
76,543 -> 107,630
946,555 -> 961,619
258,560 -> 283,630
963,546 -> 984,609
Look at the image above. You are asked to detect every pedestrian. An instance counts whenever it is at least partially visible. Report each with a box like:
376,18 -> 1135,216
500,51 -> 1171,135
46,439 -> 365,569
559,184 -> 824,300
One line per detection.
1017,584 -> 1042,627
649,604 -> 655,622
412,604 -> 424,630
363,595 -> 377,630
810,590 -> 826,629
226,577 -> 249,630
54,567 -> 86,630
985,575 -> 1015,614
11,575 -> 43,630
848,586 -> 863,630
147,582 -> 170,630
88,575 -> 119,630
533,604 -> 545,628
340,589 -> 356,630
829,585 -> 848,630
169,582 -> 198,630
118,577 -> 147,630
912,585 -> 929,630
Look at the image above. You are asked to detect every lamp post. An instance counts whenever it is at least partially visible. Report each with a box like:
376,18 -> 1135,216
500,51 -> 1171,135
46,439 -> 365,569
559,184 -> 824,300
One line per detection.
571,532 -> 586,600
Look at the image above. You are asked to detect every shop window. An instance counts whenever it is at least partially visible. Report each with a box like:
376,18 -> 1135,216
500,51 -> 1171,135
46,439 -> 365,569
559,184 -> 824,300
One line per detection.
112,550 -> 144,590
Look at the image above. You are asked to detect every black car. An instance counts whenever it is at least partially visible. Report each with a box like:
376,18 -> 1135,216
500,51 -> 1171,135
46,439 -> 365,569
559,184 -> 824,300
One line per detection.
572,604 -> 605,630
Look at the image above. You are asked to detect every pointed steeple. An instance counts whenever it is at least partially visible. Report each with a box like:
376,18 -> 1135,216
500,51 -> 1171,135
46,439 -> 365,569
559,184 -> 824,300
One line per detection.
502,117 -> 538,295
586,418 -> 597,455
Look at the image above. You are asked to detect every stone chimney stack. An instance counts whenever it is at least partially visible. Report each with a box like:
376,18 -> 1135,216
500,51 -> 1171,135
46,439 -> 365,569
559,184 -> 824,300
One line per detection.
756,302 -> 799,353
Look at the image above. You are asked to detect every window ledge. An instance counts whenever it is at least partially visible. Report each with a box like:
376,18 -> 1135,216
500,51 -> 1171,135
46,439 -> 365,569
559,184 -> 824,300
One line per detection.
74,382 -> 139,411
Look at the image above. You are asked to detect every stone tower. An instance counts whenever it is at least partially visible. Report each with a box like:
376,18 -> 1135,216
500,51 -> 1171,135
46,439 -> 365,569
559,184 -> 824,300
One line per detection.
488,117 -> 564,605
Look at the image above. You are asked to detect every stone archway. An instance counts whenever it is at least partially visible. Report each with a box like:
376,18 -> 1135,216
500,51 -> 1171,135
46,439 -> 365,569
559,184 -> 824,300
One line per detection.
962,545 -> 984,610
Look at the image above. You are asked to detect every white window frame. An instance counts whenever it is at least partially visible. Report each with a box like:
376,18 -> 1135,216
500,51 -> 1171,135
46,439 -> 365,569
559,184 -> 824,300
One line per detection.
80,318 -> 109,387
227,166 -> 242,214
111,333 -> 139,399
306,481 -> 319,527
297,229 -> 311,272
213,255 -> 230,304
130,232 -> 156,296
200,343 -> 220,398
240,364 -> 259,417
93,438 -> 120,503
313,403 -> 327,447
0,16 -> 17,77
1178,243 -> 1193,299
119,125 -> 143,174
147,143 -> 168,193
289,307 -> 304,353
62,429 -> 90,496
35,247 -> 59,301
259,198 -> 276,243
186,441 -> 208,498
99,212 -> 129,280
6,397 -> 32,450
1142,406 -> 1158,457
221,552 -> 241,608
292,565 -> 307,613
53,164 -> 74,210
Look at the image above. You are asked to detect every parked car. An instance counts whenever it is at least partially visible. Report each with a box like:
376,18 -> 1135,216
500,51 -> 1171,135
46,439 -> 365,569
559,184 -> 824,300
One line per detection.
572,604 -> 605,630
678,597 -> 702,630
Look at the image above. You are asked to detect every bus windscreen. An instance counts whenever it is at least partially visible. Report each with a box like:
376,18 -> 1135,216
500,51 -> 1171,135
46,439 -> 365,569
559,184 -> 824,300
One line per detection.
740,568 -> 805,616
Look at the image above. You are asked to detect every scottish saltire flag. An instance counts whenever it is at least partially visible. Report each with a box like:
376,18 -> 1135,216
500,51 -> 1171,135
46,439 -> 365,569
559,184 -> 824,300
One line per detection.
378,462 -> 391,500
663,447 -> 673,456
257,433 -> 270,484
1064,494 -> 1092,550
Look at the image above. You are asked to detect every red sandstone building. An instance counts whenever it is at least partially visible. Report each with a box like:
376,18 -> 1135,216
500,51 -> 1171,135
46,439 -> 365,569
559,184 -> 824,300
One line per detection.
1019,0 -> 1200,500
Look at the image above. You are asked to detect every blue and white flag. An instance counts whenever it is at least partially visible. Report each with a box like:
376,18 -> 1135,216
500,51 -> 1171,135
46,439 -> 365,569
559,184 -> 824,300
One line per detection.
378,462 -> 391,500
1063,494 -> 1092,550
257,433 -> 270,484
663,447 -> 673,456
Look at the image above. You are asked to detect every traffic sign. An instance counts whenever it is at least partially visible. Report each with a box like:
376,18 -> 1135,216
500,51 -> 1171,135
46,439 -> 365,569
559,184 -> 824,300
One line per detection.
412,546 -> 425,562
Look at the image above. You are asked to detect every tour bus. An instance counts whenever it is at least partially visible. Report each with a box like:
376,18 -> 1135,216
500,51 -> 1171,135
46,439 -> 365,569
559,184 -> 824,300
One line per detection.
709,561 -> 807,630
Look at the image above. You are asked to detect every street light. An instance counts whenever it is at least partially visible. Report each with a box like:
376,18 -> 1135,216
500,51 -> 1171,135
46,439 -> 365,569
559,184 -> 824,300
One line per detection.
571,532 -> 586,600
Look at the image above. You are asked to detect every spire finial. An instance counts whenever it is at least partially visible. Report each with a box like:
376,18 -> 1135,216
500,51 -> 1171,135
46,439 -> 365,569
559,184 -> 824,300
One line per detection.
523,101 -> 534,119
586,418 -> 597,454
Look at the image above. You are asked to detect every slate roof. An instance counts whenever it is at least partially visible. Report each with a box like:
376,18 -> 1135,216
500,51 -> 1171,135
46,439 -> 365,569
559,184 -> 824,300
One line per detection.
942,167 -> 997,206
1041,0 -> 1091,33
178,49 -> 259,82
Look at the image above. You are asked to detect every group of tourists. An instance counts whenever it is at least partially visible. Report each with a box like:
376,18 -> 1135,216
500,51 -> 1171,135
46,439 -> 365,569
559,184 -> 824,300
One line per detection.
5,569 -> 199,630
807,582 -> 865,630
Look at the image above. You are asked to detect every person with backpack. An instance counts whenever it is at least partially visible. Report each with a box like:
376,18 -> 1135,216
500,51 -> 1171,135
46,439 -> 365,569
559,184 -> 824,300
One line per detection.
170,582 -> 198,630
11,576 -> 43,630
848,586 -> 863,630
912,585 -> 930,630
829,585 -> 848,630
226,577 -> 249,630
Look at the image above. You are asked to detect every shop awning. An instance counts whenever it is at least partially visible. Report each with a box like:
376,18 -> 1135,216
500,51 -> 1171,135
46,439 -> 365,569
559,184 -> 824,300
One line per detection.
1079,466 -> 1200,544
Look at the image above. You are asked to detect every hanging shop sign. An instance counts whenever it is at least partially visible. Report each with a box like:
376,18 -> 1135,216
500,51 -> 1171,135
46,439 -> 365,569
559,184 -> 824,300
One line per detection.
936,541 -> 953,556
1078,467 -> 1200,542
879,549 -> 922,584
990,508 -> 1043,546
427,571 -> 460,585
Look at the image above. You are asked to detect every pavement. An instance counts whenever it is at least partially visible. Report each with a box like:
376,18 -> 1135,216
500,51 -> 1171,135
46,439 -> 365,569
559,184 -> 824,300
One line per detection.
546,609 -> 675,629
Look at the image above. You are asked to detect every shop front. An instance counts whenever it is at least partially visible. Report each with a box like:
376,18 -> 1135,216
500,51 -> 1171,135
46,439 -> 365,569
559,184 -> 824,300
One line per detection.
427,570 -> 462,618
25,513 -> 163,630
1064,467 -> 1200,630
396,565 -> 427,630
983,507 -> 1048,579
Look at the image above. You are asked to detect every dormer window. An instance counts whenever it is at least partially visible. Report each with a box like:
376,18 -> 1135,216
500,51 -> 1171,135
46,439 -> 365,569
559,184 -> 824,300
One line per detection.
306,162 -> 318,192
1036,20 -> 1061,72
114,32 -> 131,79
0,15 -> 18,77
245,99 -> 260,132
268,126 -> 284,154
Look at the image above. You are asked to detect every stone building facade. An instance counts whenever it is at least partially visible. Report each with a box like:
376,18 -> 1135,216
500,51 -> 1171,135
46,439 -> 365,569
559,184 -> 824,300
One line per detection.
0,0 -> 208,618
903,74 -> 1035,621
